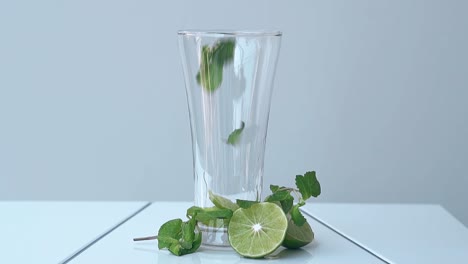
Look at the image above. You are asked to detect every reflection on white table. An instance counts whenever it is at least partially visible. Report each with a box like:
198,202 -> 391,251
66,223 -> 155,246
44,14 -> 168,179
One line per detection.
301,203 -> 468,264
0,201 -> 149,264
69,202 -> 383,264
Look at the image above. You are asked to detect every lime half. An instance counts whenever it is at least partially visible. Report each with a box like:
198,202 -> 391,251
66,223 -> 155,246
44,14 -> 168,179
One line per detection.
282,218 -> 314,249
228,202 -> 288,258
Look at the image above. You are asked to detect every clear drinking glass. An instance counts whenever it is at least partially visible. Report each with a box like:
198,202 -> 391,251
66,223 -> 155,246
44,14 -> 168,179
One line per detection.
178,30 -> 282,246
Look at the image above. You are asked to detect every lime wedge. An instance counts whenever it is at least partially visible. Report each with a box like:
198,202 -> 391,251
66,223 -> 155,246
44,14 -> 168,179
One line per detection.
228,202 -> 288,258
209,191 -> 239,211
282,218 -> 314,249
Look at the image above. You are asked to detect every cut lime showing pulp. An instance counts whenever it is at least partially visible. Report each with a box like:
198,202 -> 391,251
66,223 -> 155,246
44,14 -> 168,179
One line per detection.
282,218 -> 314,249
228,202 -> 288,258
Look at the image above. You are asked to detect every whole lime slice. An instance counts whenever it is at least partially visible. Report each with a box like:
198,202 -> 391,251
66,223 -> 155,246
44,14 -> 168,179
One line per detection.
228,202 -> 288,258
282,218 -> 314,249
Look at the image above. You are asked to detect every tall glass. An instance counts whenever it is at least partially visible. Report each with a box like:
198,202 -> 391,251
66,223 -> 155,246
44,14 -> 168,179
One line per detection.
178,30 -> 282,246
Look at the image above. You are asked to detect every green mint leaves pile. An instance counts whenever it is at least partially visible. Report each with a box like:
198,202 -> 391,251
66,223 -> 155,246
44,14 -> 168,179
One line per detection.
146,171 -> 321,258
196,39 -> 236,92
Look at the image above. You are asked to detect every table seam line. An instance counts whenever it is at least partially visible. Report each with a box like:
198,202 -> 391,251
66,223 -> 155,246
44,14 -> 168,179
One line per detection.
300,208 -> 392,264
59,202 -> 152,264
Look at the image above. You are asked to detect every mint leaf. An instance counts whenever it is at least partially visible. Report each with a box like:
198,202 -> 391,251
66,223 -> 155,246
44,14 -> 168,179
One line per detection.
265,185 -> 293,201
194,208 -> 233,223
181,231 -> 201,255
270,185 -> 280,193
291,204 -> 307,226
279,197 -> 294,214
295,171 -> 321,200
187,205 -> 233,222
236,199 -> 258,209
265,190 -> 292,202
157,236 -> 179,246
157,219 -> 182,249
180,217 -> 196,249
198,49 -> 223,92
196,39 -> 235,92
157,217 -> 201,256
212,39 -> 235,65
227,121 -> 245,145
169,243 -> 183,256
186,206 -> 203,218
197,46 -> 222,92
266,185 -> 295,213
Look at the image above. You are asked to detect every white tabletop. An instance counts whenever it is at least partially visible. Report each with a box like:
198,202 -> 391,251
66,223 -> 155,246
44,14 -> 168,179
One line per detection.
0,201 -> 150,264
301,203 -> 468,264
69,202 -> 384,264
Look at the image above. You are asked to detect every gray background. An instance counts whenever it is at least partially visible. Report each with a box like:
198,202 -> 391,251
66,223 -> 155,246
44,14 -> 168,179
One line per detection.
1,1 -> 467,226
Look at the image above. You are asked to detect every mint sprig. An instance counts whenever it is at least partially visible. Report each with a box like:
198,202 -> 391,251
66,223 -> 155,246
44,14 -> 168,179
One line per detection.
264,171 -> 320,225
291,204 -> 307,226
156,217 -> 202,256
296,171 -> 321,200
134,171 -> 321,257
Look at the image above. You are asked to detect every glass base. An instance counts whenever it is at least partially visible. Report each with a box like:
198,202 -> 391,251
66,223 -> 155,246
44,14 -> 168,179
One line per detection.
199,223 -> 230,247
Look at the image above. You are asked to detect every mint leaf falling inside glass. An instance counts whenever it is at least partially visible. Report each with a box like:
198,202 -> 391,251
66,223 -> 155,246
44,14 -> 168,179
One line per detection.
196,39 -> 236,92
227,121 -> 245,145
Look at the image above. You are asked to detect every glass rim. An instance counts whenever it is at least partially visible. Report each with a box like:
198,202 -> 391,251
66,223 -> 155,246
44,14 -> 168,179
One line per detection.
177,29 -> 282,37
